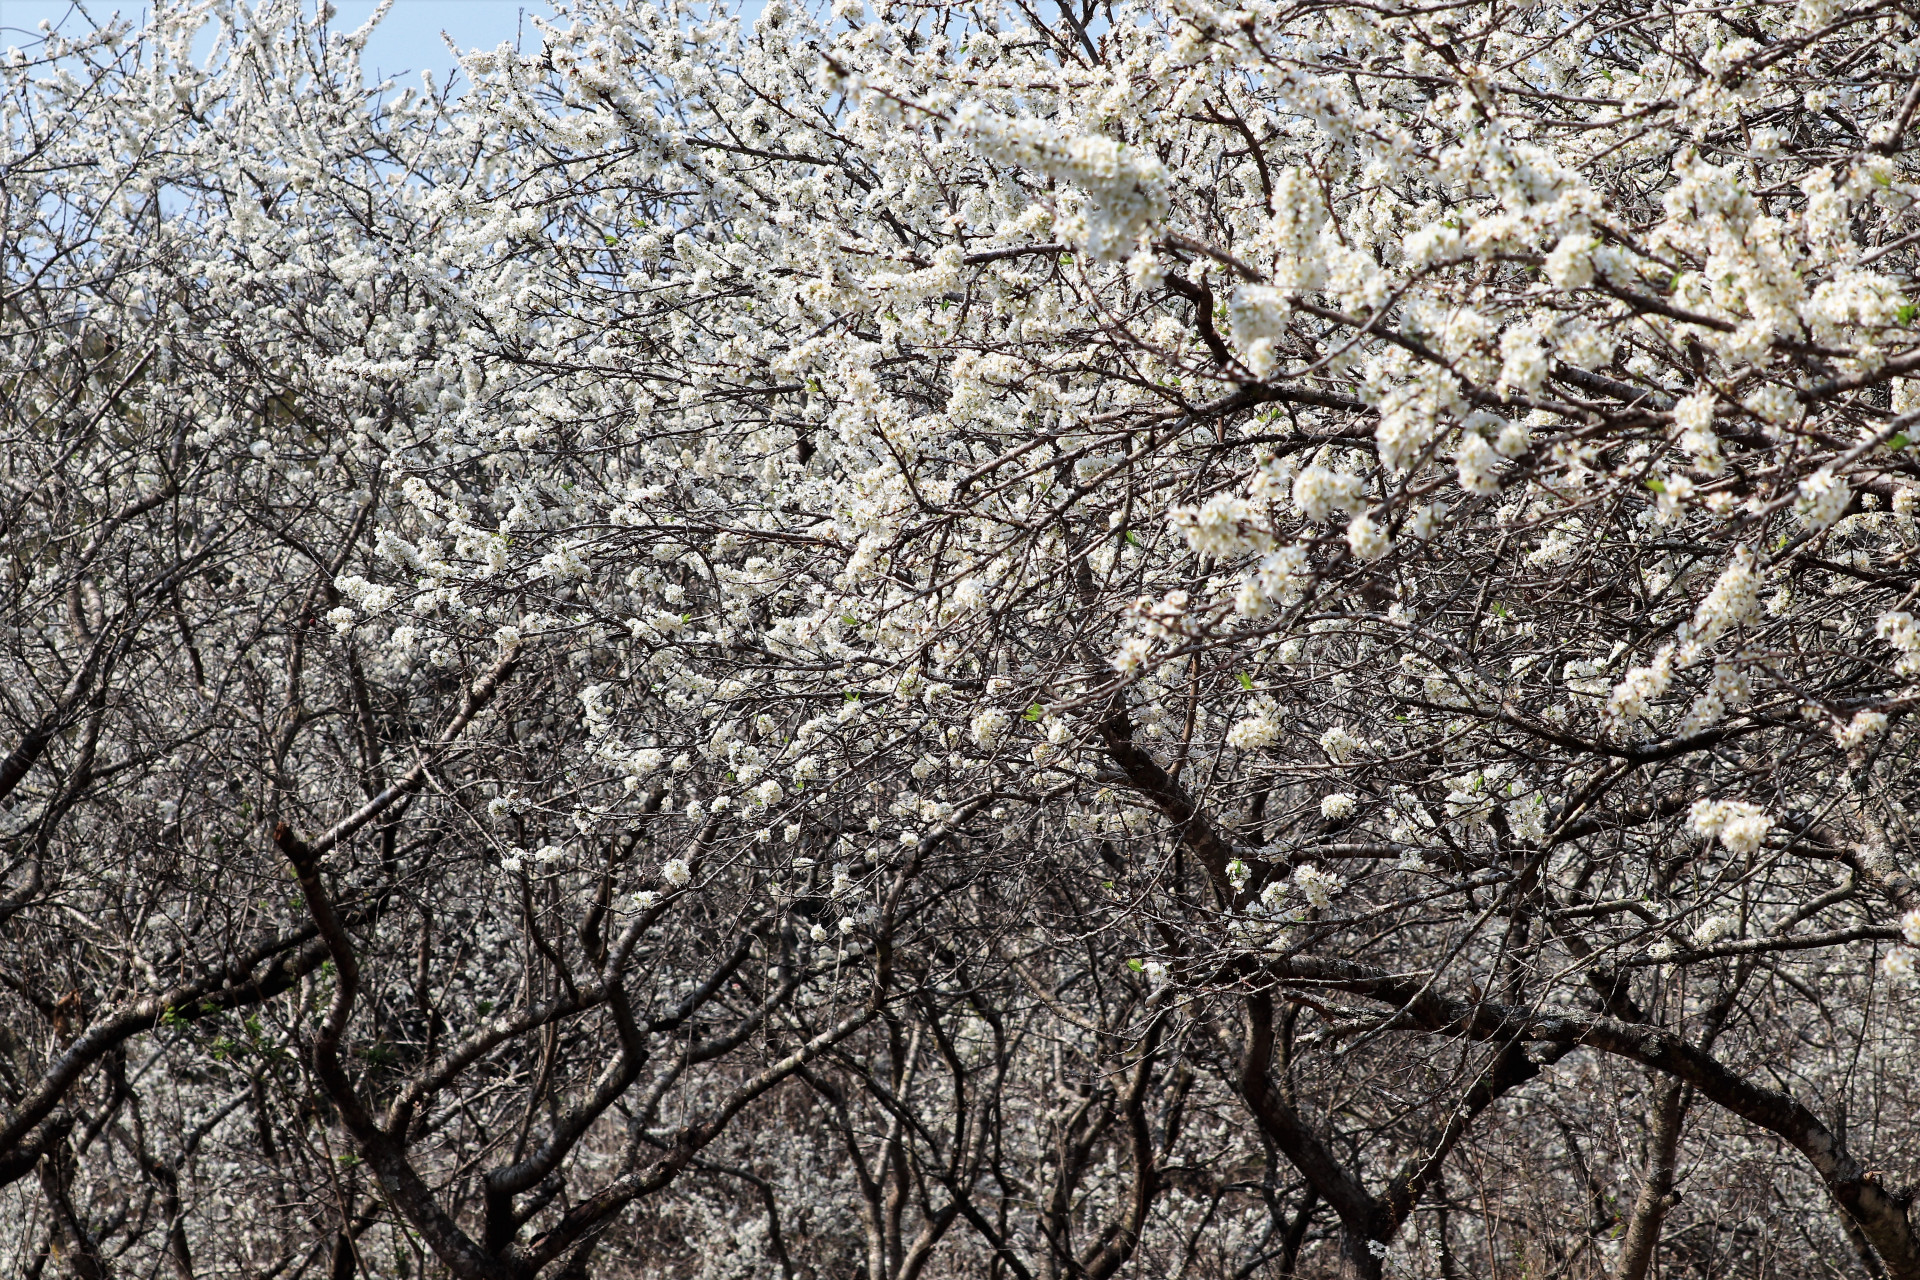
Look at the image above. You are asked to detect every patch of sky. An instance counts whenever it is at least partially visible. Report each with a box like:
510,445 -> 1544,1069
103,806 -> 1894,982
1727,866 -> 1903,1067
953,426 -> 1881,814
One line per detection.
1,0 -> 556,88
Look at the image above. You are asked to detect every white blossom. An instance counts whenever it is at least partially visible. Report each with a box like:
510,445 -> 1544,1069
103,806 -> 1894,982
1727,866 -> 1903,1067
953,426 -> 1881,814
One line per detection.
1320,792 -> 1357,820
1293,864 -> 1344,910
1689,799 -> 1774,855
971,707 -> 1012,748
1795,470 -> 1852,530
1836,710 -> 1890,748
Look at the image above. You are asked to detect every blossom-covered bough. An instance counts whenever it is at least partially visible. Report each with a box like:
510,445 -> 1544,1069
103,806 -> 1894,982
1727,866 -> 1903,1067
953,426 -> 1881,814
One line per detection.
5,0 -> 1920,1274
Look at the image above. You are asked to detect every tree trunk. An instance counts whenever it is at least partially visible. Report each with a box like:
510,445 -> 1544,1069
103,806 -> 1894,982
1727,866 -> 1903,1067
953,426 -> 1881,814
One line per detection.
1611,1076 -> 1685,1280
1337,1227 -> 1384,1280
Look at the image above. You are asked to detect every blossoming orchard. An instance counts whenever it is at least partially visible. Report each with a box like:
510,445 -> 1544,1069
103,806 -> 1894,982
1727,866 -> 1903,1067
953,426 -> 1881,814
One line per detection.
7,0 -> 1920,1274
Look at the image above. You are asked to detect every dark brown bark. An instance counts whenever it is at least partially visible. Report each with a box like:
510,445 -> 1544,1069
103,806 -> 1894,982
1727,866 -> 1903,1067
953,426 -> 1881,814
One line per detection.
1610,1077 -> 1686,1280
1258,953 -> 1920,1280
39,1132 -> 110,1280
1102,713 -> 1558,1278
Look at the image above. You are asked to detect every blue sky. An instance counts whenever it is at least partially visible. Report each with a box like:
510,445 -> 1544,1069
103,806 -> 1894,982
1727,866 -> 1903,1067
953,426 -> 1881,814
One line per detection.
0,0 -> 557,84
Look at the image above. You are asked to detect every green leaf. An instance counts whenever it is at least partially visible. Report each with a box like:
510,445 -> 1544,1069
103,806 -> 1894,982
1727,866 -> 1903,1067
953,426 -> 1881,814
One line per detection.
1897,303 -> 1917,326
1237,672 -> 1254,690
1025,703 -> 1044,721
1127,958 -> 1144,972
1644,477 -> 1666,493
1125,530 -> 1140,546
1891,433 -> 1911,450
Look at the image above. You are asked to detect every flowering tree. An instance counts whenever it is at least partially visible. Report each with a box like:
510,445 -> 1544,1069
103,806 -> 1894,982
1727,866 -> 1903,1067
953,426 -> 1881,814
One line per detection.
5,0 -> 1920,1275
